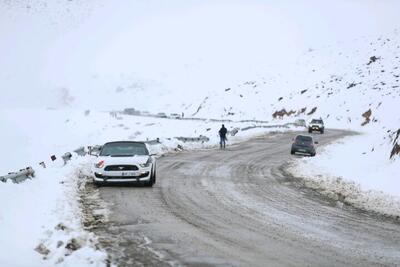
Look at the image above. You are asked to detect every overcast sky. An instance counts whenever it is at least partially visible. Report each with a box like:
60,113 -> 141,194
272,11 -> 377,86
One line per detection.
1,0 -> 400,109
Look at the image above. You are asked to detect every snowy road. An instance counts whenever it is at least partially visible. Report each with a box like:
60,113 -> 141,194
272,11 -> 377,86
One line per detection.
92,130 -> 400,266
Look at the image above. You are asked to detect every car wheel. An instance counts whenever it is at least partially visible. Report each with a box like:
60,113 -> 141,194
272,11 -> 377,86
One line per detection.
291,150 -> 295,155
321,129 -> 324,134
145,169 -> 156,187
311,153 -> 316,157
308,129 -> 312,133
152,170 -> 156,184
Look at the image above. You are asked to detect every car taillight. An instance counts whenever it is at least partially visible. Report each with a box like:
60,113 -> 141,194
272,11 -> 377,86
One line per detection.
95,160 -> 105,168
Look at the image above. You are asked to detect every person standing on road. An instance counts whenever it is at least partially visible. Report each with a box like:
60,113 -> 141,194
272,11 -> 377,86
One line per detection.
219,124 -> 228,149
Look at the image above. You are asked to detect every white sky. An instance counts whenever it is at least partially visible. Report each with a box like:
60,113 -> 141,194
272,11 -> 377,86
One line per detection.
1,0 -> 400,108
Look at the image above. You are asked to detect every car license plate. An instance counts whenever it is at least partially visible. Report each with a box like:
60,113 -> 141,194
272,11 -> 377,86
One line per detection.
299,149 -> 306,152
121,171 -> 137,177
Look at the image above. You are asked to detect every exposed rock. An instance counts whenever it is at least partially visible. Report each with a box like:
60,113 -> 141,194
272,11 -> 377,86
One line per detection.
300,89 -> 308,94
347,82 -> 357,89
390,129 -> 400,159
297,107 -> 307,115
367,56 -> 380,65
55,223 -> 69,231
272,109 -> 296,119
57,241 -> 64,248
361,109 -> 372,126
307,107 -> 317,115
192,97 -> 208,116
35,243 -> 50,256
391,143 -> 400,159
65,238 -> 82,252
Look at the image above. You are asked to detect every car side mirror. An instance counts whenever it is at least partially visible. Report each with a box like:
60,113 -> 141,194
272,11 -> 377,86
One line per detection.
150,153 -> 157,156
314,141 -> 319,144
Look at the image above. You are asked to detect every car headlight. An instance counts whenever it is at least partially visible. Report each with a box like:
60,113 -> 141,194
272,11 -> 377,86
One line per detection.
94,160 -> 105,169
139,157 -> 152,168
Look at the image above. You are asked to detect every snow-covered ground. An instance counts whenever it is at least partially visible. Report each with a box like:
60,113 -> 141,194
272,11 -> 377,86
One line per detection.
0,157 -> 107,267
1,0 -> 400,265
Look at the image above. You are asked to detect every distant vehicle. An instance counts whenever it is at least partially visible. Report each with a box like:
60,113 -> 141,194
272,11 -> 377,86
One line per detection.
123,108 -> 140,116
170,113 -> 181,119
92,141 -> 156,186
294,119 -> 306,127
308,119 -> 325,134
291,135 -> 317,156
156,112 -> 167,118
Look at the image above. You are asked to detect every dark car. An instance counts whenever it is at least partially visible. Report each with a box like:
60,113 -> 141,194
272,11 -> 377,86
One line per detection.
291,135 -> 317,156
308,119 -> 325,134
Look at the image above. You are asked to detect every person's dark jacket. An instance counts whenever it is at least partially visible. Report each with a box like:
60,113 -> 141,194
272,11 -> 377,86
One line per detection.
219,127 -> 227,138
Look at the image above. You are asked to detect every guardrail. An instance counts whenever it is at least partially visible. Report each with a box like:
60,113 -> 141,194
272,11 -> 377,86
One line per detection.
0,167 -> 35,183
240,121 -> 306,132
62,152 -> 73,165
87,145 -> 102,156
117,110 -> 274,125
145,139 -> 161,145
1,146 -> 85,184
74,147 -> 86,156
175,135 -> 210,143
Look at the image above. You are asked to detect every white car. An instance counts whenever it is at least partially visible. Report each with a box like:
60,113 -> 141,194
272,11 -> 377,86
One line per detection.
92,141 -> 156,186
308,119 -> 325,134
170,113 -> 181,119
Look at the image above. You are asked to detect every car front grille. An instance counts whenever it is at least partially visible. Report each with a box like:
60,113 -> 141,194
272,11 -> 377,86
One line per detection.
104,165 -> 139,171
95,171 -> 149,179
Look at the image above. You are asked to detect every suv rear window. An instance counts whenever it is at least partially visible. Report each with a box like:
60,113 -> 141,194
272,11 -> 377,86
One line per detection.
295,135 -> 313,142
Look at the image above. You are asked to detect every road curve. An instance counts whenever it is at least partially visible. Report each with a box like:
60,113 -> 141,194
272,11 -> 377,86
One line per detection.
93,130 -> 400,266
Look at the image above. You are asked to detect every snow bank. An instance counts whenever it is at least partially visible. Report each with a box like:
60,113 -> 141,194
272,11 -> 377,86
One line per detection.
0,156 -> 107,267
289,133 -> 400,217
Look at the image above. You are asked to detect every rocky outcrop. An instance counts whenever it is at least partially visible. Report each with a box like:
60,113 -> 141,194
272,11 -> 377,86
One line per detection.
307,107 -> 317,115
361,109 -> 372,126
367,56 -> 380,65
390,129 -> 400,159
272,109 -> 296,119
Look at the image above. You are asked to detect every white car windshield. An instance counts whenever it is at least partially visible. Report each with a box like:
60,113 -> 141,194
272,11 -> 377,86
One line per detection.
100,142 -> 149,156
311,119 -> 323,124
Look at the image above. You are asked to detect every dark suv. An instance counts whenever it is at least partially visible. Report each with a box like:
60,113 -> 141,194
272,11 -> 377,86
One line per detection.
308,119 -> 325,134
291,135 -> 317,156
